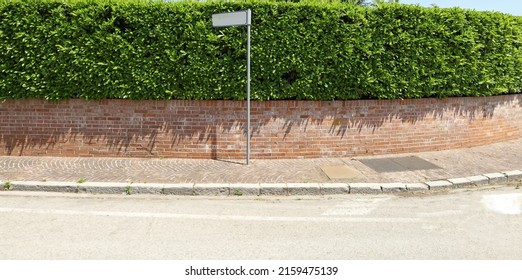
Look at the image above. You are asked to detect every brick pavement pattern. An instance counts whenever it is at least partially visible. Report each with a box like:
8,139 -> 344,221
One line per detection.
1,139 -> 521,184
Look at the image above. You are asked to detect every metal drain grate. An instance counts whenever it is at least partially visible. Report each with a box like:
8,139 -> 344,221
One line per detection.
359,156 -> 441,173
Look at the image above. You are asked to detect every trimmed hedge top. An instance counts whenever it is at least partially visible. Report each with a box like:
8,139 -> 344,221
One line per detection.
1,0 -> 521,100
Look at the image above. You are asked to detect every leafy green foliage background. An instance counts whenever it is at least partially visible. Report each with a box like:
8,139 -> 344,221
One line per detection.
1,0 -> 521,100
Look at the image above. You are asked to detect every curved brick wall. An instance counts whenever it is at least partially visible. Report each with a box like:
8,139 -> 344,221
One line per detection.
1,95 -> 521,159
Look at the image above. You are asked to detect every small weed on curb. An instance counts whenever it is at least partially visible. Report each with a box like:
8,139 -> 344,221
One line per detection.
125,186 -> 132,195
3,181 -> 11,191
233,189 -> 243,196
77,178 -> 87,184
75,178 -> 87,193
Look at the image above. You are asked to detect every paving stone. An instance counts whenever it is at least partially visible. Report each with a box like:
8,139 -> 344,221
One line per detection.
259,183 -> 288,196
319,183 -> 350,195
320,165 -> 361,179
9,181 -> 78,193
228,183 -> 260,196
425,180 -> 453,190
349,183 -> 382,194
78,182 -> 126,194
1,138 -> 522,195
503,170 -> 522,181
194,183 -> 230,196
405,183 -> 429,191
381,183 -> 408,193
81,182 -> 128,187
162,183 -> 195,195
129,183 -> 168,195
286,183 -> 321,195
465,175 -> 489,185
447,177 -> 473,187
483,173 -> 508,183
87,186 -> 127,194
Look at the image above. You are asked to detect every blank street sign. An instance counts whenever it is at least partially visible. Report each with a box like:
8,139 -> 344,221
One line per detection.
212,10 -> 251,27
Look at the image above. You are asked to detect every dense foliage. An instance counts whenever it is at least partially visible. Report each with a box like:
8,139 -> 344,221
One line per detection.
1,0 -> 521,100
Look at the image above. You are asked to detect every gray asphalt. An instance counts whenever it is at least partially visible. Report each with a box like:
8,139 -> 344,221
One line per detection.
0,185 -> 520,259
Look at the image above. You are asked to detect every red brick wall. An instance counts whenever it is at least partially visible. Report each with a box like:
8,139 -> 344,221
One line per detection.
1,95 -> 521,159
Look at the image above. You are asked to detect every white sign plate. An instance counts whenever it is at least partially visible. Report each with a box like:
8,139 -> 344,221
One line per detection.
212,10 -> 251,27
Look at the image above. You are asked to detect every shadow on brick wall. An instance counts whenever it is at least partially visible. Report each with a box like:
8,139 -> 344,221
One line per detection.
277,95 -> 520,139
0,95 -> 521,158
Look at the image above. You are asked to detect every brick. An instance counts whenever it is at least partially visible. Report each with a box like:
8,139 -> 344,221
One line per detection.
1,97 -> 521,159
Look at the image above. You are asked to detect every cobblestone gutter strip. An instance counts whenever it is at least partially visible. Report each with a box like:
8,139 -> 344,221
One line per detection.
1,170 -> 521,196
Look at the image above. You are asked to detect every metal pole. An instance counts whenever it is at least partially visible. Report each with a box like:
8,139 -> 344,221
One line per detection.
246,20 -> 251,165
212,10 -> 251,164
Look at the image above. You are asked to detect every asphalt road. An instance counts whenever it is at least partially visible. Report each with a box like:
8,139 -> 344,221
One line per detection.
0,185 -> 521,260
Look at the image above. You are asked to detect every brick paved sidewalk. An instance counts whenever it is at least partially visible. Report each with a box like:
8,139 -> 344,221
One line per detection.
1,139 -> 522,185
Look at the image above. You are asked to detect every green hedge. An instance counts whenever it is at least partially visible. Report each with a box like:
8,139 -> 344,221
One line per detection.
1,0 -> 521,100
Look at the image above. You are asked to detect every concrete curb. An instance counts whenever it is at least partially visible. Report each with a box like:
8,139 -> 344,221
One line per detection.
1,169 -> 521,196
